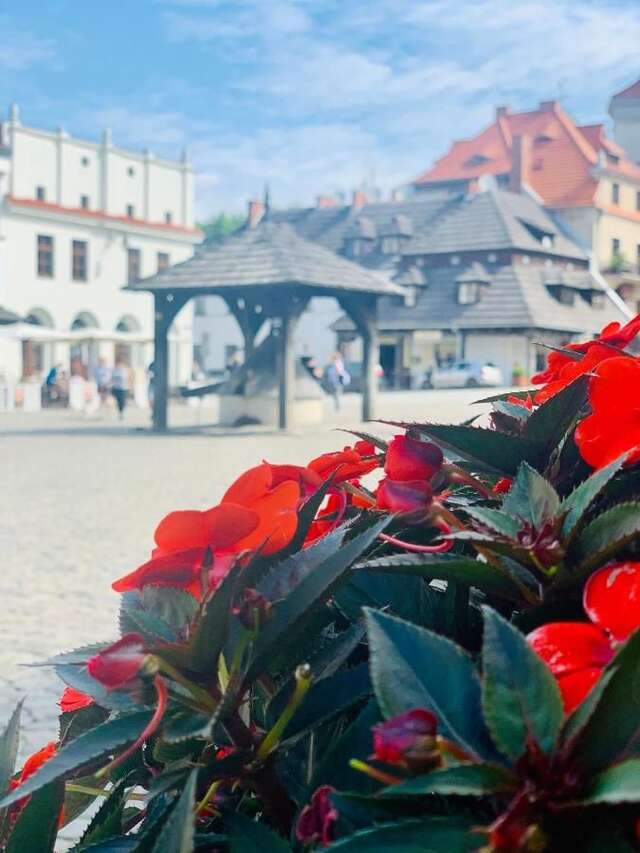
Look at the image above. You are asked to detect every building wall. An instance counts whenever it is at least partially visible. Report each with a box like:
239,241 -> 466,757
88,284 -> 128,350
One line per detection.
610,100 -> 640,166
0,110 -> 200,387
463,332 -> 530,381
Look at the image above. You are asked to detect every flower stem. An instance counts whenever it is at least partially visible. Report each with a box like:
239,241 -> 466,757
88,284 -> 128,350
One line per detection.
157,658 -> 217,712
349,759 -> 402,786
379,518 -> 453,554
257,665 -> 313,760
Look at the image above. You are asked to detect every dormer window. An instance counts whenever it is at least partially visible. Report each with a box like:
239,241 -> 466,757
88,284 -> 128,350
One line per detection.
535,133 -> 554,144
547,284 -> 575,306
381,236 -> 401,254
464,154 -> 490,168
589,291 -> 605,309
404,286 -> 417,308
343,216 -> 376,258
520,219 -> 555,246
607,152 -> 620,166
457,281 -> 481,304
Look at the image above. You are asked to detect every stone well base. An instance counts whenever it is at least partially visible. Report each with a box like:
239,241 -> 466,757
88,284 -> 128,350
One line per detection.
218,394 -> 324,427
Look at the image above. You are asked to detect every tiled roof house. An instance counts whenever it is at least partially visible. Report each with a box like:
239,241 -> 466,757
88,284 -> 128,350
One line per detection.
412,99 -> 640,308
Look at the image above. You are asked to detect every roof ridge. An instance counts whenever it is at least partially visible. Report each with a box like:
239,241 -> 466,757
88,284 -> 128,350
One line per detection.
548,102 -> 598,164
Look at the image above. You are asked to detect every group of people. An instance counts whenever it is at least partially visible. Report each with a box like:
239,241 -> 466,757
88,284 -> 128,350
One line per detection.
94,357 -> 131,419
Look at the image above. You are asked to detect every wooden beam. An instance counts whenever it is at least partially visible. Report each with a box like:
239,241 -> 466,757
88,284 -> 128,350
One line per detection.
277,309 -> 295,430
152,291 -> 188,432
338,294 -> 379,422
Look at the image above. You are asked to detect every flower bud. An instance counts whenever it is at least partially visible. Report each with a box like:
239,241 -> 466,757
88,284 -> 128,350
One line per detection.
232,588 -> 272,630
376,478 -> 433,514
384,435 -> 443,482
372,708 -> 439,772
87,633 -> 147,690
295,785 -> 338,848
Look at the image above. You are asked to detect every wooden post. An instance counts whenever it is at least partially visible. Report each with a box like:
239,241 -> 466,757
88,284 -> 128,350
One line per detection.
361,306 -> 379,422
277,308 -> 295,430
152,291 -> 187,431
338,295 -> 379,422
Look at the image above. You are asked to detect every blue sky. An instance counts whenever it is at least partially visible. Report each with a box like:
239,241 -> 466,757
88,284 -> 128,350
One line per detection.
2,0 -> 640,219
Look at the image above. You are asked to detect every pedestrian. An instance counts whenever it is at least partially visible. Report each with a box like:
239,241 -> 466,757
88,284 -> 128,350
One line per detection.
94,357 -> 112,408
111,359 -> 129,421
324,351 -> 350,411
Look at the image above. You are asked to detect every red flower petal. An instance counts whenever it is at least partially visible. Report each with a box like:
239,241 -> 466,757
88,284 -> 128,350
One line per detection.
112,547 -> 207,594
556,668 -> 603,714
16,742 -> 57,785
584,562 -> 640,642
308,448 -> 379,483
527,622 -> 612,676
222,462 -> 273,505
376,478 -> 433,513
232,480 -> 300,555
87,634 -> 146,690
202,502 -> 260,551
384,435 -> 443,482
59,687 -> 94,713
154,509 -> 210,552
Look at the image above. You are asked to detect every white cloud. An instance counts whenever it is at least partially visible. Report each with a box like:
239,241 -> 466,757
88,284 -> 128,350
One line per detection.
0,15 -> 55,71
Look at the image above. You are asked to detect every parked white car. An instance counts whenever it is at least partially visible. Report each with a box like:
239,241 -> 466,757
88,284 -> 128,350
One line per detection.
423,360 -> 504,389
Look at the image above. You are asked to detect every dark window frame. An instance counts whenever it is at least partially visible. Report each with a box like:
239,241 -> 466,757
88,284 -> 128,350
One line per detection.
36,185 -> 46,202
612,183 -> 620,205
72,240 -> 88,282
126,204 -> 135,219
80,194 -> 90,210
127,247 -> 141,284
37,235 -> 54,278
157,251 -> 170,273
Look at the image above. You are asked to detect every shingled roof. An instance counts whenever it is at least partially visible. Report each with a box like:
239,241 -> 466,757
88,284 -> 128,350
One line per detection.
334,262 -> 626,336
128,220 -> 403,297
403,187 -> 588,260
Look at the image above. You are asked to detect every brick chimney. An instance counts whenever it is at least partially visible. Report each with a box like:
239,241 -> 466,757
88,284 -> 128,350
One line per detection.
316,194 -> 337,208
351,189 -> 367,210
496,105 -> 510,119
247,198 -> 264,228
509,135 -> 532,193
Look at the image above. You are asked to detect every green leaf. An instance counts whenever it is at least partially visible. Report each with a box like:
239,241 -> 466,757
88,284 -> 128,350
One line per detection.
491,399 -> 532,422
150,769 -> 197,853
560,455 -> 626,540
572,502 -> 640,571
386,422 -> 541,475
309,700 -> 382,795
31,642 -> 112,667
55,663 -> 136,712
119,593 -> 176,643
365,609 -> 494,760
76,777 -> 128,849
473,389 -> 533,404
524,375 -> 587,454
481,607 -> 563,760
502,462 -> 560,528
0,702 -> 22,797
463,506 -> 521,537
226,810 -> 292,852
581,759 -> 640,804
570,630 -> 640,773
379,762 -> 516,798
0,711 -> 153,808
287,475 -> 336,553
6,780 -> 64,853
258,524 -> 348,601
338,428 -> 388,452
326,817 -> 477,851
561,669 -> 616,748
355,553 -> 526,601
246,517 -> 390,682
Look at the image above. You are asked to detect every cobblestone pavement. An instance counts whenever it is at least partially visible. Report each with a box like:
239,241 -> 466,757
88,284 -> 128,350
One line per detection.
1,387 -> 498,844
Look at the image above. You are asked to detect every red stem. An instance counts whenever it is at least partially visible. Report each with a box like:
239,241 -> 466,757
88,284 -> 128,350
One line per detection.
379,520 -> 453,554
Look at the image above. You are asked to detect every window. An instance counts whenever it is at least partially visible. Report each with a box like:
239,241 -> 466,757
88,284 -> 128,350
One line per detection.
127,247 -> 141,283
126,204 -> 135,218
636,191 -> 640,212
81,156 -> 89,167
72,240 -> 88,281
612,183 -> 620,205
381,236 -> 400,254
612,238 -> 621,255
457,282 -> 479,304
127,166 -> 135,177
590,292 -> 605,309
37,235 -> 54,277
157,252 -> 169,272
164,211 -> 173,225
80,195 -> 90,210
36,185 -> 46,201
195,297 -> 207,317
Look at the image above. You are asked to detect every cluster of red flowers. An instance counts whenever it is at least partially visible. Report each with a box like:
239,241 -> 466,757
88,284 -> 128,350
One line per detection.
528,561 -> 640,712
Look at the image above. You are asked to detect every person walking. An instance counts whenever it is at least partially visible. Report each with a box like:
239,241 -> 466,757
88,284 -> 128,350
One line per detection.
94,357 -> 112,409
324,351 -> 350,411
111,360 -> 129,421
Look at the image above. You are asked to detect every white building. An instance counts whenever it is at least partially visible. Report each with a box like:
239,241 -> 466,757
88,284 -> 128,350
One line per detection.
0,104 -> 200,395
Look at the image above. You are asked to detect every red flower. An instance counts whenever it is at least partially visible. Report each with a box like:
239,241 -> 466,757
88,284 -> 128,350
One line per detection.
305,491 -> 348,544
59,687 -> 93,713
384,435 -> 443,482
295,785 -> 338,848
532,314 -> 640,404
528,562 -> 640,712
308,441 -> 380,484
376,478 -> 433,513
575,356 -> 640,469
372,709 -> 439,771
87,634 -> 147,690
507,394 -> 533,410
493,477 -> 513,494
9,742 -> 62,825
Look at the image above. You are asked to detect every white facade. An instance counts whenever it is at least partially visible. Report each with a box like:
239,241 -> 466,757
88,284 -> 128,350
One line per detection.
0,104 -> 200,390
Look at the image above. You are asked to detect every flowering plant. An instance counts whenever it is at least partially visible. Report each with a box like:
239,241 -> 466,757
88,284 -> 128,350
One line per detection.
2,315 -> 640,851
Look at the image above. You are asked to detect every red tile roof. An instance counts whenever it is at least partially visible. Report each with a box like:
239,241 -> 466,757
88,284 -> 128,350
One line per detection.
611,79 -> 640,100
412,101 -> 640,209
6,196 -> 201,237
